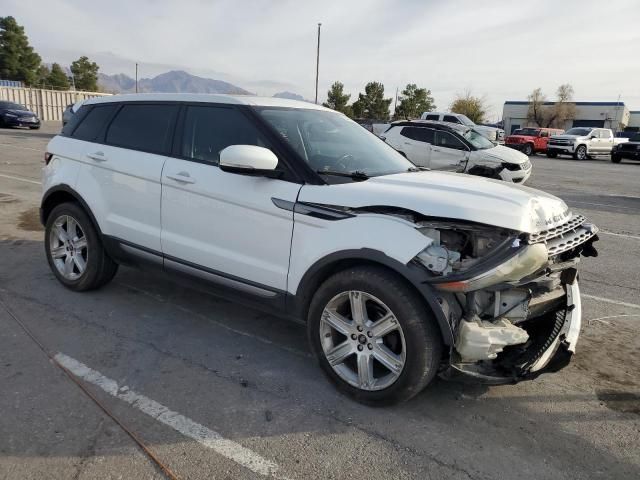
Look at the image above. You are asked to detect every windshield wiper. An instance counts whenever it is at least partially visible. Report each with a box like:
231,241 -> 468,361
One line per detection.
316,169 -> 369,181
407,166 -> 429,172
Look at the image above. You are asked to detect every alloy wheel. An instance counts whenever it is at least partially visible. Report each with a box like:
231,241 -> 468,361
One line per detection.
576,146 -> 587,160
320,290 -> 406,391
49,215 -> 88,280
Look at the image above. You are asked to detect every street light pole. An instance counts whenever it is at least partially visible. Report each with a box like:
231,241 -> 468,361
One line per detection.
135,63 -> 138,93
315,23 -> 321,104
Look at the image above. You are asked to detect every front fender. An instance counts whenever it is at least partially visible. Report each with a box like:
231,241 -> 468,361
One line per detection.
287,212 -> 455,345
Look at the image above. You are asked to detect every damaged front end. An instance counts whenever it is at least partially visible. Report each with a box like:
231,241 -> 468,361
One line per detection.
414,214 -> 598,384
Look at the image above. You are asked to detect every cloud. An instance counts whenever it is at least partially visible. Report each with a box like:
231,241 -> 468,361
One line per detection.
5,0 -> 640,117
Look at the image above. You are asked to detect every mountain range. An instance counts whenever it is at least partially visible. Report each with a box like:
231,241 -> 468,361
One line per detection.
98,70 -> 252,95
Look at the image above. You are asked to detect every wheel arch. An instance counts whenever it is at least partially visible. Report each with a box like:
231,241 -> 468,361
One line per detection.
40,184 -> 103,236
288,249 -> 455,346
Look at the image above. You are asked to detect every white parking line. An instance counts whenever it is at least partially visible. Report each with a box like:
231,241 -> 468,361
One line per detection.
0,173 -> 41,185
582,294 -> 640,310
54,352 -> 283,479
600,230 -> 640,240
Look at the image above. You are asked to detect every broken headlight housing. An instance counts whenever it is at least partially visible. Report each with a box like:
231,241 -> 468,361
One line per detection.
414,221 -> 549,292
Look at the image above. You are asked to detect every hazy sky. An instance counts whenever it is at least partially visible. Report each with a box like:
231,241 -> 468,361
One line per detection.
6,0 -> 640,119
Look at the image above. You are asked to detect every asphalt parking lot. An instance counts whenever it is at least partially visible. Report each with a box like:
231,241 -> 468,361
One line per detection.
0,123 -> 639,480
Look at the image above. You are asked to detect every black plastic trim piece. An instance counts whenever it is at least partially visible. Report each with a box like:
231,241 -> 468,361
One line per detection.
271,197 -> 295,212
102,235 -> 287,313
294,202 -> 355,221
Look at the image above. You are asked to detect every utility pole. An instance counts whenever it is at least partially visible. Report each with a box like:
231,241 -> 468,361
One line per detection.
394,86 -> 399,118
315,23 -> 321,104
135,63 -> 138,93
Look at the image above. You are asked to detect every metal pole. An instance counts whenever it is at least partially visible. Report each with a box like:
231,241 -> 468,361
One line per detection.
394,86 -> 399,118
135,63 -> 138,93
315,23 -> 321,104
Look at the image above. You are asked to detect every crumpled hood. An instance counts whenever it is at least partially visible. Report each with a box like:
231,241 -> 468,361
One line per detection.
480,145 -> 529,164
299,171 -> 571,233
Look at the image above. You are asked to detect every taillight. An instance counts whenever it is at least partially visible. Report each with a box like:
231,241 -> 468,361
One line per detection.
44,152 -> 53,165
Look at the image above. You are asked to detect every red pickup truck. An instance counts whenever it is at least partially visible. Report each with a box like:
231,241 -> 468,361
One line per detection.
505,127 -> 564,156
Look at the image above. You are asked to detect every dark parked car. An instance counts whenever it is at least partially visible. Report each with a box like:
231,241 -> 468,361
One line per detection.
611,134 -> 640,163
0,101 -> 41,129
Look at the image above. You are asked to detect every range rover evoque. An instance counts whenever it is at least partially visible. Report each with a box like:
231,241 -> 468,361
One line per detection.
41,94 -> 599,405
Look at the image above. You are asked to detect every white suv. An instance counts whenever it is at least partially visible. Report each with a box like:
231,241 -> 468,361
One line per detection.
41,94 -> 599,405
382,120 -> 531,183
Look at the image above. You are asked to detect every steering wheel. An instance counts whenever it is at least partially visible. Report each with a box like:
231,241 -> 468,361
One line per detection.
336,153 -> 356,171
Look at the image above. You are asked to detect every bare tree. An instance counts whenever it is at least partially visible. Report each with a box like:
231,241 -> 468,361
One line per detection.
450,90 -> 487,124
527,85 -> 576,128
527,88 -> 547,127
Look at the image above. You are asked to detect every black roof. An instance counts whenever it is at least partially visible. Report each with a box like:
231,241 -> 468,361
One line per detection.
389,119 -> 467,133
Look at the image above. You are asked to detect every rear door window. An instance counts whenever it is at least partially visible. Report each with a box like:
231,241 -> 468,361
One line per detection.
435,131 -> 467,150
105,104 -> 178,154
180,105 -> 272,165
400,127 -> 434,144
68,105 -> 116,141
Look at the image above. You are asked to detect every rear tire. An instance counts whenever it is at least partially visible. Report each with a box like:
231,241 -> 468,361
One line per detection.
307,265 -> 442,406
573,145 -> 587,160
45,202 -> 118,291
546,151 -> 557,158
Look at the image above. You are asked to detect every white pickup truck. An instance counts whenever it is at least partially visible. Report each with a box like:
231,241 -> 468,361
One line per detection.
546,127 -> 628,160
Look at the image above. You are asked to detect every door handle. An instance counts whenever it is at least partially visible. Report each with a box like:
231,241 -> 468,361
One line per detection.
166,172 -> 196,184
87,151 -> 107,162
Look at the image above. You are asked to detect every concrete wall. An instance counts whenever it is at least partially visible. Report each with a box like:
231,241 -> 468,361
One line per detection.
503,101 -> 630,135
0,87 -> 110,122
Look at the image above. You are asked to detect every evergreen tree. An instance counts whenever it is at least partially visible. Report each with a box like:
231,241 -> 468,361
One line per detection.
46,63 -> 70,89
394,84 -> 436,119
323,81 -> 351,116
70,56 -> 99,91
351,82 -> 392,120
0,16 -> 42,85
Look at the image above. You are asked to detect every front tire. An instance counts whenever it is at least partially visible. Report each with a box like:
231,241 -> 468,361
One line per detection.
574,145 -> 587,160
611,154 -> 622,164
522,143 -> 533,156
307,266 -> 442,406
45,202 -> 118,291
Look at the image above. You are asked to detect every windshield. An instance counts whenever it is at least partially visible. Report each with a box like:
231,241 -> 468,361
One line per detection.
256,107 -> 415,178
458,114 -> 475,127
516,128 -> 540,136
0,102 -> 26,110
565,128 -> 593,136
463,129 -> 494,149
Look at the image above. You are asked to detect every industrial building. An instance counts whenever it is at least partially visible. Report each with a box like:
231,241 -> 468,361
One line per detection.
502,101 -> 632,135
